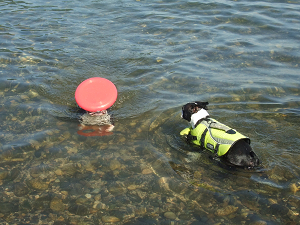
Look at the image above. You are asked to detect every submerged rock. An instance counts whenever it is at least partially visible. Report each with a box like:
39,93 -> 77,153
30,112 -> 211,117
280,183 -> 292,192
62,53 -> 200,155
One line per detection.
0,170 -> 8,180
290,183 -> 299,194
249,220 -> 267,225
109,159 -> 121,171
268,204 -> 289,216
215,205 -> 238,216
0,202 -> 16,214
13,183 -> 29,197
108,183 -> 126,195
68,204 -> 90,216
27,178 -> 49,190
101,216 -> 120,223
50,198 -> 65,212
142,168 -> 153,175
164,211 -> 176,220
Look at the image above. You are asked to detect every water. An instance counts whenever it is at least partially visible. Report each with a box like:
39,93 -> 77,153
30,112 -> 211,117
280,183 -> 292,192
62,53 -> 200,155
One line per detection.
0,0 -> 300,224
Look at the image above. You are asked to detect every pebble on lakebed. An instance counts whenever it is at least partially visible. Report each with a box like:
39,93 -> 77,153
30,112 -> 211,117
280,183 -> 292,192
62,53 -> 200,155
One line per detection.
164,211 -> 177,220
50,198 -> 65,212
215,205 -> 238,217
290,183 -> 299,194
101,216 -> 120,223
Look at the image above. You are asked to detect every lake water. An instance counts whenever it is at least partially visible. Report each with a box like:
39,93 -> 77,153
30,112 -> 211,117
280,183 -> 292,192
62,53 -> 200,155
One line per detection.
1,0 -> 300,224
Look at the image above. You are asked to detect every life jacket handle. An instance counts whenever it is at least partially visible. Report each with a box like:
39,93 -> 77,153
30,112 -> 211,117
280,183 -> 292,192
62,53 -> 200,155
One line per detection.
207,120 -> 230,132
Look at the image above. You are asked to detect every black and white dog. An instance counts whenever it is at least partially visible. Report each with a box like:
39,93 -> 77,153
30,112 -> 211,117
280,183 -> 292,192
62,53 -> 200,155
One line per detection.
181,101 -> 260,168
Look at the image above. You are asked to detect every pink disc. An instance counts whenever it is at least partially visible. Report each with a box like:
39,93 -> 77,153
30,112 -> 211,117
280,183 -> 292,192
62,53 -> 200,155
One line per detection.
75,77 -> 117,112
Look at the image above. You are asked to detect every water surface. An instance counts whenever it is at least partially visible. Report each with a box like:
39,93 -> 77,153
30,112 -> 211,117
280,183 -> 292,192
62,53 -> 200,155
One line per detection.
1,0 -> 300,224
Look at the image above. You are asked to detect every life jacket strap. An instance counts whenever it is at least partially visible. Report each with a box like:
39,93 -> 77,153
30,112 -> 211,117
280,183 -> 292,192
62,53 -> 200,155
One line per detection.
215,143 -> 220,153
187,127 -> 208,149
200,128 -> 208,148
186,133 -> 197,141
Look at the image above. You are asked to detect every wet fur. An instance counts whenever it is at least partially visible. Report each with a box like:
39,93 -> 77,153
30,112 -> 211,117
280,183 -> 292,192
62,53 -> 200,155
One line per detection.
182,101 -> 260,168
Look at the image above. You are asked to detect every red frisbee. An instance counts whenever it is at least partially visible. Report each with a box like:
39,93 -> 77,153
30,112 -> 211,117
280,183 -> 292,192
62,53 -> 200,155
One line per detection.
75,77 -> 117,112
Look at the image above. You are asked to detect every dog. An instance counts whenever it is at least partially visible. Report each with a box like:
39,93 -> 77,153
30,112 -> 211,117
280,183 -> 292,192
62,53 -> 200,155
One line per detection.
180,101 -> 259,168
77,109 -> 114,137
58,107 -> 114,137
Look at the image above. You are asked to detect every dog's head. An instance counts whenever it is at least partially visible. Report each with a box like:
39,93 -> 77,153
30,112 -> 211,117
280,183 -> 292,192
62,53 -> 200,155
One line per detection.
181,101 -> 209,122
223,140 -> 260,168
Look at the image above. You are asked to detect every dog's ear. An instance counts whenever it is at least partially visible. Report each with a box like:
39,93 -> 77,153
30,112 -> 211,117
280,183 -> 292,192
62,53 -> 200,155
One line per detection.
181,103 -> 194,121
194,101 -> 209,110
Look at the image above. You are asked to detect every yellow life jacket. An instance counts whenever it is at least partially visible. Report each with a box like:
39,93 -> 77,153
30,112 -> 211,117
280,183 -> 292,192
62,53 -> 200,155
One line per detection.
180,118 -> 250,156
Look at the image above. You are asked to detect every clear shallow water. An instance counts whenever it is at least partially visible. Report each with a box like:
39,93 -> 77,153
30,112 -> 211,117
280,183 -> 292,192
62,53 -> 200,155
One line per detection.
0,0 -> 300,224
